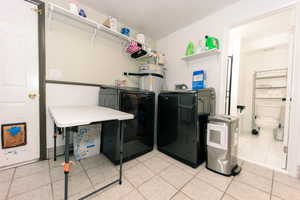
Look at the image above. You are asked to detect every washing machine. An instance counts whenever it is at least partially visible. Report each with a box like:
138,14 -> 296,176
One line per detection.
99,86 -> 155,164
157,88 -> 216,168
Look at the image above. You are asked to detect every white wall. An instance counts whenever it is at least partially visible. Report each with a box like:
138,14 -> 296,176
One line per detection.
242,33 -> 290,52
44,0 -> 155,86
238,45 -> 289,132
157,0 -> 298,113
157,0 -> 300,176
46,83 -> 99,150
43,0 -> 156,155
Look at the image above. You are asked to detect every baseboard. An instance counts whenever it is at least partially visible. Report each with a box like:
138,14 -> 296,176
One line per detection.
0,159 -> 39,170
238,155 -> 287,173
47,145 -> 74,159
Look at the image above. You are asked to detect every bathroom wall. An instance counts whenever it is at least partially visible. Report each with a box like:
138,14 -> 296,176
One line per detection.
238,44 -> 289,133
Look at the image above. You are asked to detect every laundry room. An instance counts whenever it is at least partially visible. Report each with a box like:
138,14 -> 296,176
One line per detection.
1,0 -> 300,200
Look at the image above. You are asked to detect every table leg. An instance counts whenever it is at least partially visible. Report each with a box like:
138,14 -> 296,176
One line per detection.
64,127 -> 70,200
119,121 -> 124,184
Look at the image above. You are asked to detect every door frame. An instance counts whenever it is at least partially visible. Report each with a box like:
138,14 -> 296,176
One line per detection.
24,0 -> 46,160
223,6 -> 296,172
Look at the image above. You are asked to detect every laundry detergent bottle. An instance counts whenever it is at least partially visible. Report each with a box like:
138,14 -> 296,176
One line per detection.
185,41 -> 194,56
205,35 -> 219,50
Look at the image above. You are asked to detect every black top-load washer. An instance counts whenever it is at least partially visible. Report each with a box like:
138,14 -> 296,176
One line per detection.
99,86 -> 155,164
157,88 -> 215,168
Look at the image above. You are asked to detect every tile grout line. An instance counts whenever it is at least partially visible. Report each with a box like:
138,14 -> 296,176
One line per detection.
201,159 -> 244,200
192,173 -> 231,198
126,168 -> 155,190
90,157 -> 146,199
79,160 -> 95,190
170,163 -> 205,200
242,160 -> 276,178
269,170 -> 275,200
48,159 -> 55,200
138,154 -> 171,176
50,155 -> 68,200
78,156 -> 140,199
136,151 -> 159,163
123,176 -> 147,200
219,173 -> 236,200
242,170 -> 272,180
157,162 -> 200,194
135,188 -> 147,200
231,161 -> 274,196
234,161 -> 276,195
268,171 -> 300,191
124,158 -> 153,199
133,163 -> 157,187
134,170 -> 176,199
131,156 -> 179,199
232,173 -> 273,195
143,162 -> 171,177
6,175 -> 51,199
4,152 -> 290,200
219,158 -> 245,199
9,161 -> 48,180
128,156 -> 174,199
51,155 -> 93,200
157,173 -> 179,199
80,160 -> 119,198
9,182 -> 54,199
177,168 -> 204,199
5,167 -> 16,200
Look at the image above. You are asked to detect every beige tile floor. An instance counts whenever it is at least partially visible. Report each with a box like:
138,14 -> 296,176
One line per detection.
238,129 -> 285,169
1,149 -> 300,200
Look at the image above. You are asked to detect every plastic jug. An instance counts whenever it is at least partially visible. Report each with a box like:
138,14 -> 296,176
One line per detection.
186,41 -> 194,56
205,36 -> 219,50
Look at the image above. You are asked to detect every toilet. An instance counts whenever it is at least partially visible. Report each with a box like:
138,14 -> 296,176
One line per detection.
255,103 -> 284,139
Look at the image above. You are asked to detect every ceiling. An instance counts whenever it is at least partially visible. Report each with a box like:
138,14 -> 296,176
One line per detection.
231,9 -> 293,52
81,0 -> 240,40
236,9 -> 293,42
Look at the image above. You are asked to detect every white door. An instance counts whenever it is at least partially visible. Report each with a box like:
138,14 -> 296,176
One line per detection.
0,0 -> 39,167
283,30 -> 295,169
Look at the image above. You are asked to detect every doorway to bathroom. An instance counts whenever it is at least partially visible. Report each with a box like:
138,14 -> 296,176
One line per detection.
227,8 -> 295,171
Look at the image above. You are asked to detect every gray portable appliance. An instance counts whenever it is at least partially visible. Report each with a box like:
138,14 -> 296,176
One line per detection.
206,115 -> 241,176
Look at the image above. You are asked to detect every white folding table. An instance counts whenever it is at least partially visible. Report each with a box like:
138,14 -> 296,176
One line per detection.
48,105 -> 134,200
